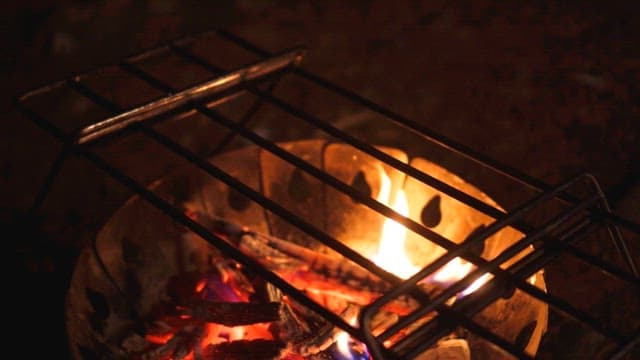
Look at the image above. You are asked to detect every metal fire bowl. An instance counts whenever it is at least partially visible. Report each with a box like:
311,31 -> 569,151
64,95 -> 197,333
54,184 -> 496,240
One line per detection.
66,139 -> 547,359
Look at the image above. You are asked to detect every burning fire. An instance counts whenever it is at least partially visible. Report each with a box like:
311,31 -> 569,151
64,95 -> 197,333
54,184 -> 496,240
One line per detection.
335,313 -> 369,359
142,168 -> 497,360
331,168 -> 496,359
430,257 -> 493,297
371,168 -> 419,279
372,167 -> 490,296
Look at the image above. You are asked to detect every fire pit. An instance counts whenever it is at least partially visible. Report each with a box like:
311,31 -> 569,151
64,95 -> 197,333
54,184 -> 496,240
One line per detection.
65,139 -> 547,359
15,30 -> 639,359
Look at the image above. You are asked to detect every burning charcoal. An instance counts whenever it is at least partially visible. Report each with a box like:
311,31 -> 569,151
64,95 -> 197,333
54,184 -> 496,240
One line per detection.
141,333 -> 182,360
179,300 -> 281,326
265,283 -> 314,348
141,325 -> 204,360
146,315 -> 200,336
202,339 -> 286,360
174,325 -> 204,360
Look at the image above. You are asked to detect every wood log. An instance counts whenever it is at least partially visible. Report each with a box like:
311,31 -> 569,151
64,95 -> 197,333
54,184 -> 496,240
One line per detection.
202,339 -> 286,360
178,300 -> 281,326
294,303 -> 359,356
254,232 -> 387,292
206,215 -> 389,291
216,221 -> 444,314
140,325 -> 203,360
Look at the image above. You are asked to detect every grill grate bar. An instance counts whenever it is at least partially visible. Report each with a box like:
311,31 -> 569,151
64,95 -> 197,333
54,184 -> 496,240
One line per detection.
66,64 -> 401,286
137,120 -> 531,360
75,47 -> 634,358
88,49 -> 604,335
552,241 -> 639,287
27,145 -> 70,214
89,68 -> 403,286
610,334 -> 640,360
363,175 -> 626,346
170,40 -> 640,283
214,30 -> 639,279
367,187 -> 628,359
392,217 -> 622,360
172,40 -> 515,230
371,178 -> 593,341
14,99 -> 386,356
65,61 -> 547,360
173,40 -> 638,303
74,48 -> 304,144
15,31 -> 640,359
209,31 -> 577,207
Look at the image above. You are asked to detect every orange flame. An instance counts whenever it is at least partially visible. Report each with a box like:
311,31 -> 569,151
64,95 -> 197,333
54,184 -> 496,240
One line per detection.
145,332 -> 174,345
373,167 -> 490,297
195,278 -> 207,293
372,168 -> 419,279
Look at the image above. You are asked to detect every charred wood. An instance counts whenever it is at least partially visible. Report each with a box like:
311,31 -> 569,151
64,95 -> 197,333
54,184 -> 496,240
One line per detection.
177,300 -> 281,326
202,339 -> 286,360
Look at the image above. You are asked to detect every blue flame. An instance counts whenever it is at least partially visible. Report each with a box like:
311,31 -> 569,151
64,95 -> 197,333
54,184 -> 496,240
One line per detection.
331,337 -> 370,360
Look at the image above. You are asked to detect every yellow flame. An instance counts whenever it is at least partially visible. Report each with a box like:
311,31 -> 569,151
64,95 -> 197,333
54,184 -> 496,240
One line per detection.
430,257 -> 493,297
372,168 -> 419,279
461,273 -> 493,296
376,165 -> 392,205
373,166 -> 491,297
432,258 -> 474,284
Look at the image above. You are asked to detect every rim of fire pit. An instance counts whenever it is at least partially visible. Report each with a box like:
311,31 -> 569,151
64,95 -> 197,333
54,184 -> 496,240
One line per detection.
15,30 -> 640,359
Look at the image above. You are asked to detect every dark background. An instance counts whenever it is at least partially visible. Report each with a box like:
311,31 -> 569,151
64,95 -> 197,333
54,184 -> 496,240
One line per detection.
2,1 -> 639,358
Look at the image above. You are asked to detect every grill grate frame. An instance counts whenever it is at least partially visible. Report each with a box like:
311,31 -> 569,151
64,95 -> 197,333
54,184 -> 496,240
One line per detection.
15,30 -> 640,359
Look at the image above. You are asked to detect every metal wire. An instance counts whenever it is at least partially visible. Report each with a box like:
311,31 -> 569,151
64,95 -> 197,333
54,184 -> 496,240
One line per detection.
15,30 -> 640,359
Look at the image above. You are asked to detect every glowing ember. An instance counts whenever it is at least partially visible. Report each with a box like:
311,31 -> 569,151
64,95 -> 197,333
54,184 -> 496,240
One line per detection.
145,332 -> 174,345
372,169 -> 420,279
195,278 -> 207,293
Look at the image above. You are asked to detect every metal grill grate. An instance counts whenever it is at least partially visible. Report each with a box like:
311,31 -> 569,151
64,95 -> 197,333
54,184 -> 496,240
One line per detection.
15,30 -> 640,359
